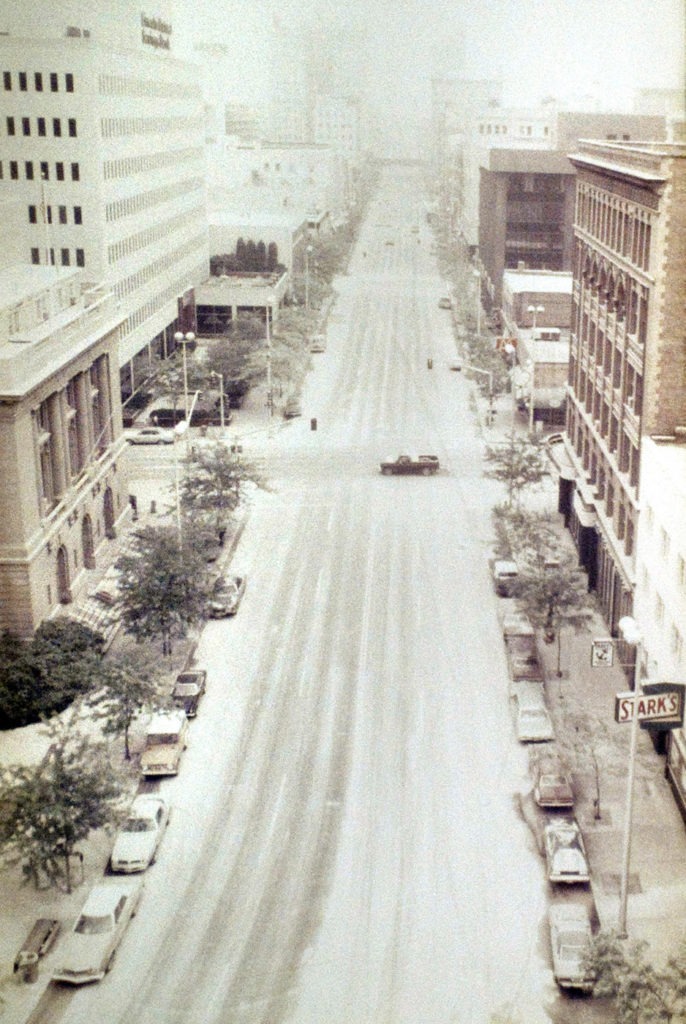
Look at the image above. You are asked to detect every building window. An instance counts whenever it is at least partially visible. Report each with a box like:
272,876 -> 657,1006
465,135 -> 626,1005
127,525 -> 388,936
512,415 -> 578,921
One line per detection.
28,205 -> 37,224
68,118 -> 77,137
678,554 -> 686,587
34,72 -> 43,91
56,162 -> 64,181
50,71 -> 58,92
10,160 -> 18,180
22,116 -> 31,135
6,115 -> 15,135
31,247 -> 39,264
37,116 -> 46,136
49,248 -> 55,265
53,117 -> 61,137
73,205 -> 82,224
71,162 -> 80,181
3,71 -> 11,90
655,594 -> 665,626
46,205 -> 52,224
65,73 -> 74,92
40,161 -> 49,180
19,71 -> 27,91
61,248 -> 70,266
58,205 -> 67,224
76,248 -> 85,267
25,160 -> 34,180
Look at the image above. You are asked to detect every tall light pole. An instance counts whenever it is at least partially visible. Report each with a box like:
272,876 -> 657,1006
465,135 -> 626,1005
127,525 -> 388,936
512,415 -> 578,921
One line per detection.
173,419 -> 189,542
526,305 -> 544,433
617,615 -> 643,937
472,268 -> 481,335
305,244 -> 313,314
210,371 -> 225,433
265,294 -> 275,423
174,331 -> 195,422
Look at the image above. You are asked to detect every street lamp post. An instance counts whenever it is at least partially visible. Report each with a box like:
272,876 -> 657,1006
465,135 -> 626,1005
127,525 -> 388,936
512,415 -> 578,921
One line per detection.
173,419 -> 189,542
174,331 -> 196,422
305,244 -> 313,314
617,615 -> 643,937
472,268 -> 481,335
210,371 -> 225,433
265,294 -> 275,422
526,306 -> 544,433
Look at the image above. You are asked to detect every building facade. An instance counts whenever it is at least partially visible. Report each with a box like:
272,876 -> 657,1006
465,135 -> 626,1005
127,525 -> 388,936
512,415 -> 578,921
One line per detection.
559,140 -> 686,632
0,31 -> 208,403
0,266 -> 128,636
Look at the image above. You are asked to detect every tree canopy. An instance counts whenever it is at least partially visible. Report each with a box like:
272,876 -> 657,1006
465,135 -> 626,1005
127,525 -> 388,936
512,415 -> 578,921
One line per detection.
484,434 -> 548,506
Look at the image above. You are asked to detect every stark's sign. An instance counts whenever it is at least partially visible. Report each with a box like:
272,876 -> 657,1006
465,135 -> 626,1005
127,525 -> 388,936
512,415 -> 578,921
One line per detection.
615,685 -> 685,727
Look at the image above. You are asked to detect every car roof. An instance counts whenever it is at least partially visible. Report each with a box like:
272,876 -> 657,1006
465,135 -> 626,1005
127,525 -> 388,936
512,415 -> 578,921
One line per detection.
79,882 -> 138,916
147,710 -> 186,733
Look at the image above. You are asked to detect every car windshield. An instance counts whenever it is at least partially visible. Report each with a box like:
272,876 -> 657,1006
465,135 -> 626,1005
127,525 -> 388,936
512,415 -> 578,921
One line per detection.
123,817 -> 155,833
75,914 -> 112,935
174,683 -> 197,695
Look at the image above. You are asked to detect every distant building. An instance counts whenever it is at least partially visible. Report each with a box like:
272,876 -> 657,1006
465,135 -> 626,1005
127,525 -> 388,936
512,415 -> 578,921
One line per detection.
553,140 -> 686,634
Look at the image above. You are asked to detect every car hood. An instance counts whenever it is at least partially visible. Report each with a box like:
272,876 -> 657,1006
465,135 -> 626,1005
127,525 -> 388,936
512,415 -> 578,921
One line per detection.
552,848 -> 588,876
55,931 -> 111,977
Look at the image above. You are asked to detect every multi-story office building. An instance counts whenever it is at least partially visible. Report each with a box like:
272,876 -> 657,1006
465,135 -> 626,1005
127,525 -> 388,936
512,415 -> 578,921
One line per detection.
558,140 -> 686,632
0,16 -> 208,404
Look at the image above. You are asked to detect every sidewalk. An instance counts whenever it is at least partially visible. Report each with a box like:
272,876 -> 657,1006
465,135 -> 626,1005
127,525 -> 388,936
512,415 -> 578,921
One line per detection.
474,381 -> 686,964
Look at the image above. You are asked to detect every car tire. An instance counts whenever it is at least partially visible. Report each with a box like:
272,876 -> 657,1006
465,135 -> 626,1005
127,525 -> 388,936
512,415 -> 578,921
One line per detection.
381,467 -> 393,476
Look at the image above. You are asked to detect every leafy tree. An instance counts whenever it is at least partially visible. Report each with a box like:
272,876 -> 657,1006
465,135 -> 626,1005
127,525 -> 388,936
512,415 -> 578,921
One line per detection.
513,551 -> 594,675
180,441 -> 267,539
484,433 -> 548,506
491,503 -> 558,562
267,241 -> 278,270
583,931 -> 686,1023
86,649 -> 166,760
115,525 -> 211,655
256,240 -> 267,270
0,714 -> 123,892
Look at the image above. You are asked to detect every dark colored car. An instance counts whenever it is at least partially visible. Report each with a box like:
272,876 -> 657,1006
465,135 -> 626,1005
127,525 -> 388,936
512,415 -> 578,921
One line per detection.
208,574 -> 247,617
171,670 -> 207,717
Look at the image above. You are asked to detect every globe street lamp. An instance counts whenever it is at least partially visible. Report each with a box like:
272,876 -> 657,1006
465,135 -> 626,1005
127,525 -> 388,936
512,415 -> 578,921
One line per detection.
209,370 -> 225,432
174,331 -> 195,422
526,306 -> 544,433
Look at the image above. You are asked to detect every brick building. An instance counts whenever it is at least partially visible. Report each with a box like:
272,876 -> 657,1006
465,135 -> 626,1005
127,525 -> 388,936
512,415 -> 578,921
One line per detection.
554,140 -> 686,633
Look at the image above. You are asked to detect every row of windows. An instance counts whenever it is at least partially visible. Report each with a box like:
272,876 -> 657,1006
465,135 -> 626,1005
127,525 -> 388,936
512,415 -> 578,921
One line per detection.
120,257 -> 207,338
103,146 -> 202,181
105,176 -> 203,222
0,159 -> 80,181
6,115 -> 77,138
643,508 -> 686,584
31,246 -> 85,268
2,70 -> 74,93
567,402 -> 637,558
114,232 -> 206,300
107,208 -> 198,265
98,73 -> 196,101
637,564 -> 685,667
29,204 -> 83,225
576,184 -> 652,272
100,116 -> 199,139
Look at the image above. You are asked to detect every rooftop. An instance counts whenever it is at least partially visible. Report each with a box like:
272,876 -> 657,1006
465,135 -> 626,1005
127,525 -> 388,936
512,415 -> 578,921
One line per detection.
503,269 -> 573,295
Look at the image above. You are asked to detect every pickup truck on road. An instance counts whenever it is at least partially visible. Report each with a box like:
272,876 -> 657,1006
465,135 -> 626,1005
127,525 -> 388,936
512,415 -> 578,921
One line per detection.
380,454 -> 440,476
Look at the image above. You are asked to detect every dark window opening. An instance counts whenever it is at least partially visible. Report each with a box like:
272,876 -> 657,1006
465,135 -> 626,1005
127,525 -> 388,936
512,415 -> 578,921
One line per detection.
56,162 -> 64,181
22,116 -> 30,136
50,72 -> 58,92
65,73 -> 74,92
61,248 -> 70,266
37,116 -> 46,136
73,206 -> 82,224
34,72 -> 43,91
71,162 -> 79,181
25,161 -> 34,180
31,247 -> 40,264
76,248 -> 85,267
40,161 -> 49,180
53,117 -> 61,137
6,115 -> 15,135
29,205 -> 37,224
68,118 -> 77,137
3,71 -> 11,90
10,160 -> 18,179
58,205 -> 67,224
19,71 -> 27,91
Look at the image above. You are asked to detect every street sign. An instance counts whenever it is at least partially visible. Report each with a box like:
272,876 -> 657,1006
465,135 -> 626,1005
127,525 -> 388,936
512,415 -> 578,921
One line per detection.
591,638 -> 615,668
614,684 -> 685,728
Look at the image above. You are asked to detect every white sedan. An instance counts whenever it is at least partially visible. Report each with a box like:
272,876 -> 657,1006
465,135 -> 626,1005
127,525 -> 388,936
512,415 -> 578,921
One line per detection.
128,426 -> 174,445
511,686 -> 555,742
110,795 -> 170,873
52,880 -> 143,984
549,903 -> 595,990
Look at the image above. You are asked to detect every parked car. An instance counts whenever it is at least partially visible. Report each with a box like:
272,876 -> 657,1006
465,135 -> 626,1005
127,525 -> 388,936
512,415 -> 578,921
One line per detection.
492,559 -> 519,597
51,880 -> 143,984
380,454 -> 440,476
533,753 -> 574,809
512,684 -> 554,742
544,818 -> 590,884
172,669 -> 207,717
548,903 -> 595,991
128,426 -> 174,445
208,574 -> 247,618
110,796 -> 170,873
309,334 -> 327,353
283,397 -> 302,419
140,711 -> 188,777
438,297 -> 452,309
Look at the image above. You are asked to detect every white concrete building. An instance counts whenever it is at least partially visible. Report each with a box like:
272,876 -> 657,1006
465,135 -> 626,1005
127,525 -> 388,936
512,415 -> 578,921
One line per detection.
0,12 -> 208,393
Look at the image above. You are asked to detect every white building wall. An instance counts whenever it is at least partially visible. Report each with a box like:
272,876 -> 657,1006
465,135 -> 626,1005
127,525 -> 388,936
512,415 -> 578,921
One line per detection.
634,438 -> 686,683
0,34 -> 208,369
